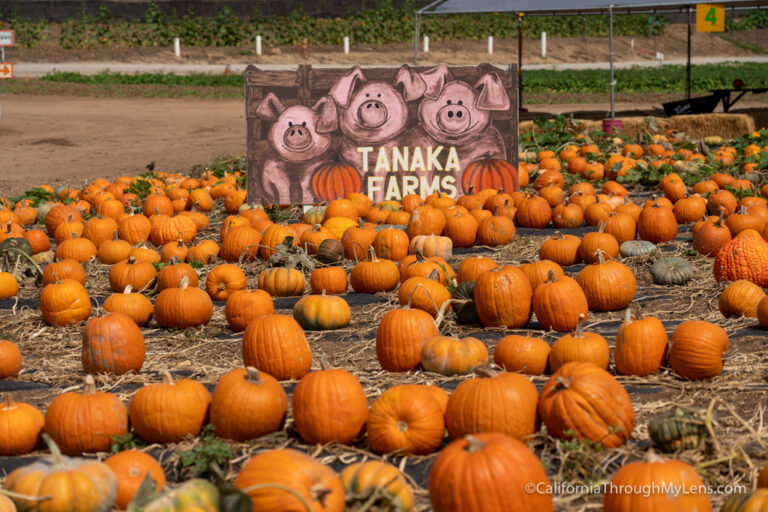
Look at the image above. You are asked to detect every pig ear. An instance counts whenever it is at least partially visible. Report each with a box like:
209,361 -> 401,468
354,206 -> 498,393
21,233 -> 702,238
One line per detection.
312,96 -> 338,134
255,92 -> 286,121
329,65 -> 366,108
394,65 -> 426,102
474,72 -> 510,111
420,64 -> 453,100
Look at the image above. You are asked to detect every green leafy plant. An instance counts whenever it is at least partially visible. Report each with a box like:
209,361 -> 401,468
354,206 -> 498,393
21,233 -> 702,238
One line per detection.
178,424 -> 233,477
111,431 -> 147,453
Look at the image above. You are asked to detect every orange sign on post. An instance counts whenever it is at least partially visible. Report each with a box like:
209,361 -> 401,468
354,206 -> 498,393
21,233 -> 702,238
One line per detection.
696,4 -> 725,32
0,63 -> 13,79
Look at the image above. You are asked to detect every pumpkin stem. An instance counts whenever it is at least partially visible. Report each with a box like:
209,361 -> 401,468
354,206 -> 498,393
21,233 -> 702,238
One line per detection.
319,355 -> 332,371
651,195 -> 660,208
465,434 -> 485,453
595,248 -> 606,265
574,313 -> 586,338
178,275 -> 190,290
623,308 -> 632,324
553,231 -> 564,240
434,298 -> 452,330
474,366 -> 497,379
245,366 -> 262,384
42,433 -> 65,466
367,245 -> 378,262
83,374 -> 96,395
553,376 -> 572,391
161,370 -> 175,385
427,269 -> 440,281
546,269 -> 556,284
112,230 -> 119,242
123,284 -> 133,294
738,205 -> 748,215
127,256 -> 137,265
3,393 -> 15,409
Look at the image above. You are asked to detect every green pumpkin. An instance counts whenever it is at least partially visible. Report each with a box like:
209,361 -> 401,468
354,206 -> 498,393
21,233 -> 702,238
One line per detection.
293,293 -> 351,330
133,478 -> 220,512
648,406 -> 710,453
619,240 -> 657,258
451,281 -> 480,325
650,257 -> 694,285
0,237 -> 34,258
721,489 -> 768,512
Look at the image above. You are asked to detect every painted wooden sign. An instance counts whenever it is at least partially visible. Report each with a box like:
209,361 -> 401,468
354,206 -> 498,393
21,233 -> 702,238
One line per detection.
245,64 -> 519,205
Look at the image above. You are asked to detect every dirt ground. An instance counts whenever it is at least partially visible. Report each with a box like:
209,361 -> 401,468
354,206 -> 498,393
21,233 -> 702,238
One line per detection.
7,24 -> 768,66
0,94 -> 245,197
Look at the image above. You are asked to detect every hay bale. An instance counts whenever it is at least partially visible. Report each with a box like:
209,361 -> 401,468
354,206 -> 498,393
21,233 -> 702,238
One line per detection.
519,114 -> 755,141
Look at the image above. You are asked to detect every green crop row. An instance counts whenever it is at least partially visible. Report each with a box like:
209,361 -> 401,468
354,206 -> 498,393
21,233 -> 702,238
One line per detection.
0,0 -> 670,49
38,63 -> 767,94
524,63 -> 768,93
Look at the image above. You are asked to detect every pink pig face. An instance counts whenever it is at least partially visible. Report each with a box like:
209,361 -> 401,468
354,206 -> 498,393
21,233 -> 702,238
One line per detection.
338,82 -> 408,144
417,66 -> 511,145
256,93 -> 337,163
330,65 -> 426,144
418,81 -> 491,145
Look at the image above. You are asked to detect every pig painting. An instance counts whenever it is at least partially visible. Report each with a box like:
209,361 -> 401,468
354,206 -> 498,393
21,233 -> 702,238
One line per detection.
254,93 -> 338,204
329,64 -> 426,199
407,64 -> 509,178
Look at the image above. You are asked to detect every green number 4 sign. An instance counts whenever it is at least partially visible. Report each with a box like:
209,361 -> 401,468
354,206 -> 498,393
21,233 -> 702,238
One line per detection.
696,4 -> 724,32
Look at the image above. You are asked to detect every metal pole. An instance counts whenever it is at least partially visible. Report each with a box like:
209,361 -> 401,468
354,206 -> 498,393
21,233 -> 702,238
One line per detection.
687,6 -> 692,100
414,11 -> 420,66
518,13 -> 524,110
609,5 -> 615,119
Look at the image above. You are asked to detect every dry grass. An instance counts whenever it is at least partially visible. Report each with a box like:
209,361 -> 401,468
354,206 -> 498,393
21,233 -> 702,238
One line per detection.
1,197 -> 767,511
521,113 -> 756,139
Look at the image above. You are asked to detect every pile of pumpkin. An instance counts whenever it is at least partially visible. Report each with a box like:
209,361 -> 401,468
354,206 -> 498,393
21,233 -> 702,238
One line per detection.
0,130 -> 767,510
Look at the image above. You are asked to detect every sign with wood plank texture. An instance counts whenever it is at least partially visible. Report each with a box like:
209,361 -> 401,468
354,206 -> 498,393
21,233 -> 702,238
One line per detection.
244,64 -> 519,205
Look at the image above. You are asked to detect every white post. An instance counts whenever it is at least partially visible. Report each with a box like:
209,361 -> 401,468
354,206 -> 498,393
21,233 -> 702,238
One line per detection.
657,52 -> 664,66
255,35 -> 262,55
423,35 -> 429,53
343,36 -> 349,54
630,38 -> 635,49
173,37 -> 181,57
541,32 -> 547,58
487,36 -> 493,54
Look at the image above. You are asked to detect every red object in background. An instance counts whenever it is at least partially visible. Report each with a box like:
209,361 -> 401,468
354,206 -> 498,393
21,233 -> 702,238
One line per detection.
733,78 -> 744,90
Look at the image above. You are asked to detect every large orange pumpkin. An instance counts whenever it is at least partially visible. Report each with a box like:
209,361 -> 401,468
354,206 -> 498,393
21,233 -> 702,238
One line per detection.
428,433 -> 553,512
235,449 -> 345,512
604,459 -> 712,512
445,368 -> 539,440
538,362 -> 635,447
242,314 -> 312,380
713,236 -> 768,286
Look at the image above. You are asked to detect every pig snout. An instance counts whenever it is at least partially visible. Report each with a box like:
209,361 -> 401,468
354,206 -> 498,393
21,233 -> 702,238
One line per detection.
436,102 -> 471,134
283,122 -> 312,150
357,99 -> 388,128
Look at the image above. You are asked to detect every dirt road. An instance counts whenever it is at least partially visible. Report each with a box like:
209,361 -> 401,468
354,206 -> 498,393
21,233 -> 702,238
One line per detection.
0,94 -> 244,196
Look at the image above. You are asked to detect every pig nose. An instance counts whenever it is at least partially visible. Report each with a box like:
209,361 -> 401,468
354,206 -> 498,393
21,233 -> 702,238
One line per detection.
436,105 -> 471,134
283,125 -> 312,150
357,100 -> 388,128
